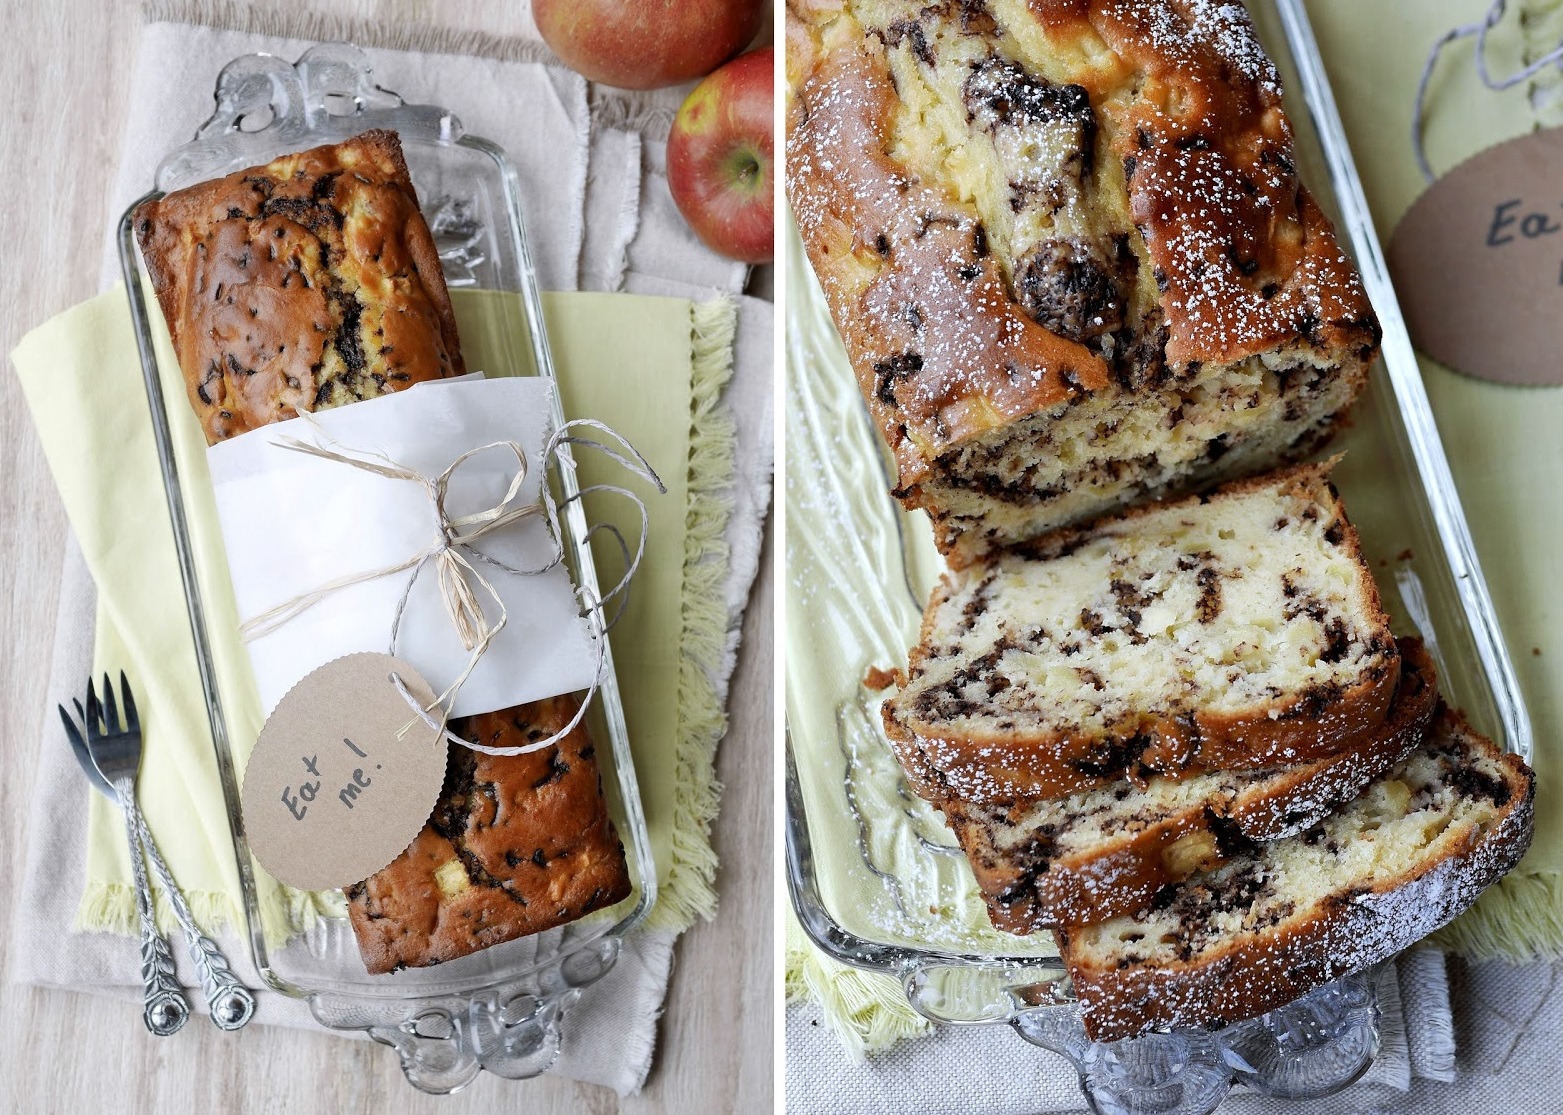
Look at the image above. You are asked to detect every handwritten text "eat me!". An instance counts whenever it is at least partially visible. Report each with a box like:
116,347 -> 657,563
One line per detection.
1486,199 -> 1563,283
280,736 -> 379,820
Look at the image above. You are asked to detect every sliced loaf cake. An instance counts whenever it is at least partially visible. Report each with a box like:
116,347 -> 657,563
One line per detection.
1057,705 -> 1534,1042
883,463 -> 1399,803
944,638 -> 1436,932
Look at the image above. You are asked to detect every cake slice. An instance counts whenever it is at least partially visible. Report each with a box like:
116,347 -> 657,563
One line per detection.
883,463 -> 1399,803
945,638 -> 1436,932
787,1 -> 1380,566
1058,706 -> 1534,1042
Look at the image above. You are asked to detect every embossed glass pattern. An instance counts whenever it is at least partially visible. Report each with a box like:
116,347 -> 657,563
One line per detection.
117,44 -> 653,1093
784,3 -> 1530,1112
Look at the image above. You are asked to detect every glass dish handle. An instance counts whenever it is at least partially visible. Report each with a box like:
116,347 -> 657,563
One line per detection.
155,43 -> 461,191
1008,970 -> 1380,1115
369,991 -> 573,1093
332,935 -> 623,1094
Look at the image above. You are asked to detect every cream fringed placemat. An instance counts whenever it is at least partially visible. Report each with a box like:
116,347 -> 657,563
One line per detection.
785,956 -> 1563,1115
9,2 -> 772,1097
786,958 -> 1471,1115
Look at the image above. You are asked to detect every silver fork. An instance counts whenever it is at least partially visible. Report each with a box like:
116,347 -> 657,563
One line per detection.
60,673 -> 255,1034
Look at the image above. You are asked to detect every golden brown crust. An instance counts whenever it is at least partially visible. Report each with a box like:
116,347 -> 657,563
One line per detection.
949,638 -> 1437,932
786,1 -> 1379,524
885,462 -> 1400,802
787,15 -> 1108,493
134,129 -> 464,446
1058,707 -> 1535,1041
1020,0 -> 1377,368
345,695 -> 631,975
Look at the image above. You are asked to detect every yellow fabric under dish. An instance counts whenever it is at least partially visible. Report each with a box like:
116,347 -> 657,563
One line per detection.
12,283 -> 734,943
1310,0 -> 1563,957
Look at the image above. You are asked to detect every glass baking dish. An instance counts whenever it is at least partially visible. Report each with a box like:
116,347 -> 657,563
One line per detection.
783,1 -> 1532,1110
116,44 -> 654,1094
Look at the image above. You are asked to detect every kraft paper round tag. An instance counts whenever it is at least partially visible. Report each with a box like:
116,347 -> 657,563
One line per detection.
1389,126 -> 1563,387
240,653 -> 447,891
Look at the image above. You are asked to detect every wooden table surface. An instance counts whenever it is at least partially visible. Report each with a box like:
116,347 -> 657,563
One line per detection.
0,2 -> 773,1111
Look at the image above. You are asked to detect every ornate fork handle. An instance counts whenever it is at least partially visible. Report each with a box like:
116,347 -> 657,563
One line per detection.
112,776 -> 189,1036
133,810 -> 256,1030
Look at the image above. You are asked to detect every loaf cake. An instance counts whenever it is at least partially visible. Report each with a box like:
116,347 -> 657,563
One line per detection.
136,132 -> 631,972
1058,705 -> 1535,1042
345,696 -> 631,973
134,129 -> 464,445
883,463 -> 1399,803
786,0 -> 1381,565
945,637 -> 1435,932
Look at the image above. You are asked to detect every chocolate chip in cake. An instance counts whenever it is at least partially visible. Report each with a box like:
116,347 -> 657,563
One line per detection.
1195,566 -> 1223,623
873,352 -> 924,406
1446,763 -> 1513,808
1319,618 -> 1352,663
1013,237 -> 1127,343
532,749 -> 571,790
879,19 -> 934,66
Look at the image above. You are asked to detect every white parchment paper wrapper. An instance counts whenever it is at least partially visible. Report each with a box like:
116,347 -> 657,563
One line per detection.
207,374 -> 597,717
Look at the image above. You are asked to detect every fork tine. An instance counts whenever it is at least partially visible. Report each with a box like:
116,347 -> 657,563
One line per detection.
59,703 -> 113,797
58,705 -> 85,750
120,672 -> 140,734
101,672 -> 119,734
86,677 -> 101,741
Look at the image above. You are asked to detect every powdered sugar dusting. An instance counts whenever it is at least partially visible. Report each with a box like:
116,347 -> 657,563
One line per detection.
1133,0 -> 1281,99
787,0 -> 1377,485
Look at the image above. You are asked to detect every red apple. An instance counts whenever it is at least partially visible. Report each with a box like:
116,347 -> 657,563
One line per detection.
533,0 -> 764,91
666,48 -> 774,265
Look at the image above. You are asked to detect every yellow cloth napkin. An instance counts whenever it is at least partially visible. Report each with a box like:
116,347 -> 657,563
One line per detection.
13,284 -> 733,941
1311,0 -> 1563,955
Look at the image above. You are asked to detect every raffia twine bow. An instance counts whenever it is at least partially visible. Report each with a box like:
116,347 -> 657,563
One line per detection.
238,415 -> 663,757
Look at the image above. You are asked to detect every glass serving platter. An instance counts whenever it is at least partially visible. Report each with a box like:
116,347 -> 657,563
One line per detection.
783,1 -> 1533,1112
117,44 -> 654,1094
